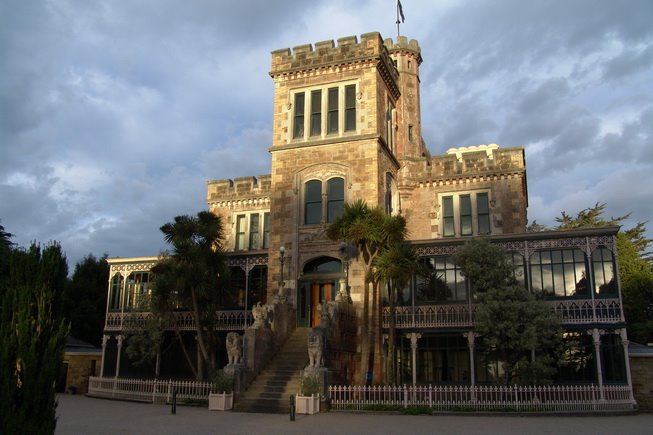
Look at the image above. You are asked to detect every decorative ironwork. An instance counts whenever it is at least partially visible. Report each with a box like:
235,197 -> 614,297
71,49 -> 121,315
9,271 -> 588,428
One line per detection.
227,254 -> 268,268
104,310 -> 253,332
328,384 -> 634,411
383,298 -> 624,329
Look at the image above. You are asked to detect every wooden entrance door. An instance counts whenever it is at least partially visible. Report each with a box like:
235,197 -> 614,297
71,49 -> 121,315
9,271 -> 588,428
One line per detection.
310,280 -> 334,327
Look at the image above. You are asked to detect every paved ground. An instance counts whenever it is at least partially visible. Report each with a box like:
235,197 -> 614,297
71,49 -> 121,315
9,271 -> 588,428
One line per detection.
56,394 -> 652,435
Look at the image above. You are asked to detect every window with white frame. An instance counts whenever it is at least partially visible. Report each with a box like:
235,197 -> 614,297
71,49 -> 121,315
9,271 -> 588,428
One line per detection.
440,191 -> 492,237
303,177 -> 345,225
292,83 -> 357,141
234,211 -> 270,251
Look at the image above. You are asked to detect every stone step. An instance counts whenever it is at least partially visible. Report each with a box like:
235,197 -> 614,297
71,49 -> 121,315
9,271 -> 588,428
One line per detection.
234,327 -> 311,414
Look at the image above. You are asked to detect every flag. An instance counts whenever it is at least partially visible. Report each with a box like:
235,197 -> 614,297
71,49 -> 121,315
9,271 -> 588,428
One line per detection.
398,0 -> 405,23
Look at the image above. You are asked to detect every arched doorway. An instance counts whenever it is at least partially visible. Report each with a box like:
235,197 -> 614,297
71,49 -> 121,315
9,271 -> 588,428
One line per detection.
297,256 -> 342,327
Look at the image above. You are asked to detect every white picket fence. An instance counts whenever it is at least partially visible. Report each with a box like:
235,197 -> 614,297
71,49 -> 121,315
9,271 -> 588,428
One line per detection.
328,384 -> 635,412
88,376 -> 212,404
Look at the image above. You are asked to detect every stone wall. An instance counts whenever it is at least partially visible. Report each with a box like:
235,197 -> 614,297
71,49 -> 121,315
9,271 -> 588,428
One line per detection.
630,354 -> 653,411
64,354 -> 101,394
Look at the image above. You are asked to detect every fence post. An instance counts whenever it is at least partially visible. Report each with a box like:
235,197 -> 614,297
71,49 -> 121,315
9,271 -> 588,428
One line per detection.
404,385 -> 408,408
289,394 -> 295,421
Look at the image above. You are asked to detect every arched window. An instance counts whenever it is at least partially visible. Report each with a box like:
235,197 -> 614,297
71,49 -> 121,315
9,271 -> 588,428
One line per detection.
305,180 -> 322,224
126,271 -> 150,310
109,273 -> 123,311
327,177 -> 344,222
304,177 -> 345,225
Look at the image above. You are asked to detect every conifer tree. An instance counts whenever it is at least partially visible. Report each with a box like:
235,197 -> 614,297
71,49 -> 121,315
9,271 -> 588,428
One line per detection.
0,242 -> 70,435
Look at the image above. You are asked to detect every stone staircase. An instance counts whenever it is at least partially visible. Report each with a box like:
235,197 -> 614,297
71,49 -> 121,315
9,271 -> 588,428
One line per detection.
234,327 -> 310,414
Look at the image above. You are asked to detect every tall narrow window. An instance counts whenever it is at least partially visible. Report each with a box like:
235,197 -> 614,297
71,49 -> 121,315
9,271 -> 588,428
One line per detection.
293,92 -> 305,139
327,177 -> 344,222
305,180 -> 322,224
249,213 -> 260,249
477,193 -> 490,234
109,273 -> 123,310
262,212 -> 270,249
345,85 -> 356,131
310,90 -> 322,136
459,195 -> 472,236
327,87 -> 339,134
442,196 -> 454,237
408,125 -> 413,142
235,215 -> 246,250
386,98 -> 395,151
593,248 -> 616,297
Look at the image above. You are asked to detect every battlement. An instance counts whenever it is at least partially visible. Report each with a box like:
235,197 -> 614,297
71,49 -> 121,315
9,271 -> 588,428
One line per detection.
271,32 -> 396,76
383,36 -> 422,63
206,174 -> 272,202
428,145 -> 525,179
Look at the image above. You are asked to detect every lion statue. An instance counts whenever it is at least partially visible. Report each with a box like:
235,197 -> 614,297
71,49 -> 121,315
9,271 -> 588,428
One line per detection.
251,302 -> 271,328
307,330 -> 324,368
226,332 -> 242,365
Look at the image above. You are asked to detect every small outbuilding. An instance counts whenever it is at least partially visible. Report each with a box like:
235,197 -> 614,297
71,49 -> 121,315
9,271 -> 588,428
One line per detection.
60,337 -> 102,394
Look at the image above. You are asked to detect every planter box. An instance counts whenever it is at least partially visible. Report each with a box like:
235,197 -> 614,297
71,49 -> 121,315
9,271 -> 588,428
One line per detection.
296,394 -> 320,415
208,392 -> 233,411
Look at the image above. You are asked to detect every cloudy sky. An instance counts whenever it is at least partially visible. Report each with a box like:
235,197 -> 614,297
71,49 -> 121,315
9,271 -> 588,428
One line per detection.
1,0 -> 652,269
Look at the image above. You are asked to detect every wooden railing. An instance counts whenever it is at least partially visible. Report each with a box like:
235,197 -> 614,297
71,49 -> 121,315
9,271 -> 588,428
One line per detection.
88,376 -> 213,403
328,384 -> 635,412
382,298 -> 623,329
105,310 -> 253,332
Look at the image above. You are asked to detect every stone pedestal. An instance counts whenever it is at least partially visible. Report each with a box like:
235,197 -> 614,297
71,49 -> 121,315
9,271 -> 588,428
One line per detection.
244,326 -> 273,375
224,364 -> 246,395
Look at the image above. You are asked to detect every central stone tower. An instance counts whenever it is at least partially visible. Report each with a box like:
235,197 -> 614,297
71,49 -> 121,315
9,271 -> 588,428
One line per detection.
266,32 -> 424,316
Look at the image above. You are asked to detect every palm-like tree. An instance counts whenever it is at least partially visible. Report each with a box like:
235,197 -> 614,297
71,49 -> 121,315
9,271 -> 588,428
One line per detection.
152,211 -> 228,380
373,242 -> 419,384
327,200 -> 407,384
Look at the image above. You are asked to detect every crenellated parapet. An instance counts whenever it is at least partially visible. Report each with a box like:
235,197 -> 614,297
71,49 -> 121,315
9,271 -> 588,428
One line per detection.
206,175 -> 272,207
425,145 -> 526,181
270,32 -> 399,98
383,35 -> 422,64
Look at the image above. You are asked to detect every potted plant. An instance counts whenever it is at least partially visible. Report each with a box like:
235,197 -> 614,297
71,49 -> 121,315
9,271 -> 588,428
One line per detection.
295,373 -> 320,414
208,370 -> 234,411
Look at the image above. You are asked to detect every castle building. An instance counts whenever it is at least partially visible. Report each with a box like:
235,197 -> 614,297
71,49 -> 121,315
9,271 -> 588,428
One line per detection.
100,32 -> 633,397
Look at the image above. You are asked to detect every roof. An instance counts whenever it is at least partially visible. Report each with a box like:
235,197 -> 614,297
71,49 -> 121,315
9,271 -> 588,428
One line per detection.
65,337 -> 102,355
629,342 -> 653,357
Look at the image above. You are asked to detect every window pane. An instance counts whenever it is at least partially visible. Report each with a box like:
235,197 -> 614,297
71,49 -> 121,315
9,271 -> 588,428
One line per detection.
249,214 -> 260,249
305,180 -> 322,224
262,212 -> 270,249
310,90 -> 321,136
327,87 -> 338,133
477,193 -> 490,234
459,195 -> 472,236
327,177 -> 344,222
345,85 -> 356,131
293,93 -> 305,139
442,196 -> 454,236
236,215 -> 246,250
593,248 -> 616,297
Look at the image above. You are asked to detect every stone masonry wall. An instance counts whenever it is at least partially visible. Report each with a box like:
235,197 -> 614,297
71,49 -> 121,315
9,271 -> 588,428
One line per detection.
630,355 -> 653,411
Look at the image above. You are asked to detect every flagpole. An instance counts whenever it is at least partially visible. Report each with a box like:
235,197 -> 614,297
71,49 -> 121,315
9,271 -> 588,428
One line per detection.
396,1 -> 400,38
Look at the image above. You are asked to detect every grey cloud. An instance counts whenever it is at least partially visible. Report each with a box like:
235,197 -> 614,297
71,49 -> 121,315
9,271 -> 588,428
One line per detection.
603,43 -> 653,81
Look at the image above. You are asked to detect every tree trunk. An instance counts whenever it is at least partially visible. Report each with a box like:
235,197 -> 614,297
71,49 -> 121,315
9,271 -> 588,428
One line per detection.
370,280 -> 378,383
360,279 -> 370,384
388,283 -> 396,384
190,287 -> 210,380
174,328 -> 198,379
